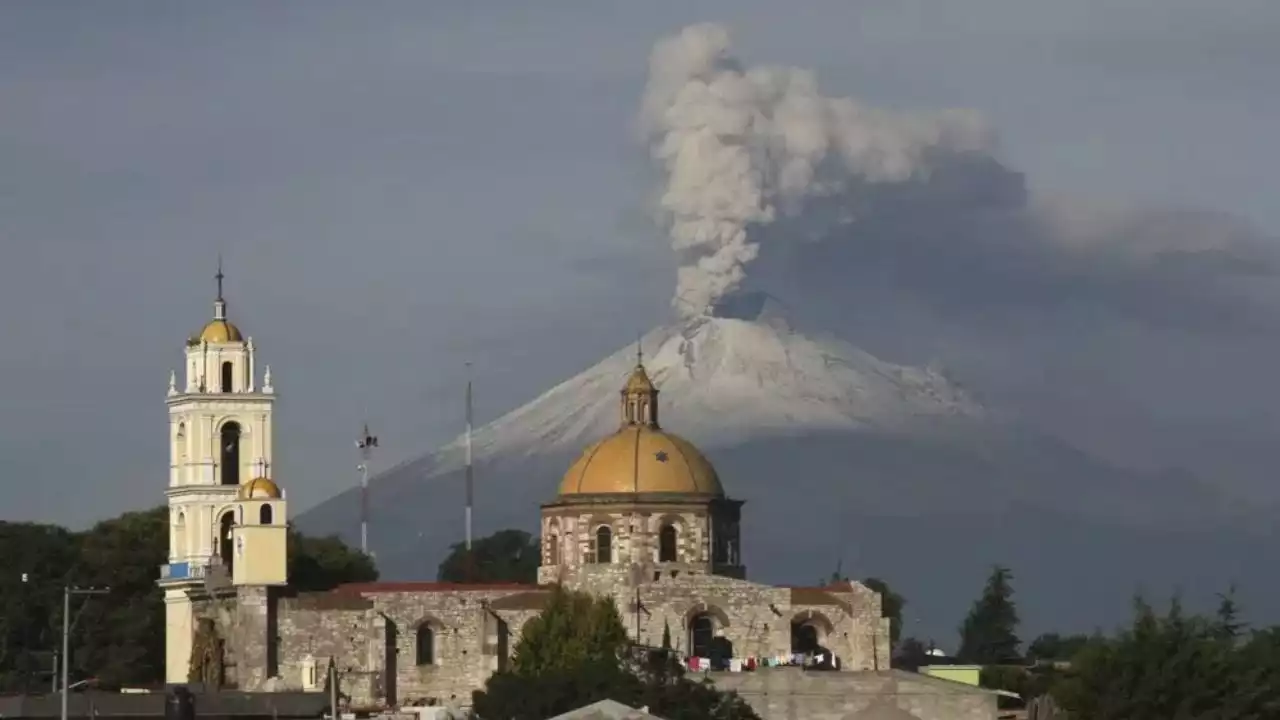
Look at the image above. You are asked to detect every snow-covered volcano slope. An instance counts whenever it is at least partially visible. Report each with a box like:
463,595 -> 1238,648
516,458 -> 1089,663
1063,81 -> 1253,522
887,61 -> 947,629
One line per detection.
298,309 -> 1269,638
470,312 -> 982,460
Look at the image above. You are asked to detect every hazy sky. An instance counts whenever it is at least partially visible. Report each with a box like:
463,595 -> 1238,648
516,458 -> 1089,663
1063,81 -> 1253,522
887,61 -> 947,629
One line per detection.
3,1 -> 1280,528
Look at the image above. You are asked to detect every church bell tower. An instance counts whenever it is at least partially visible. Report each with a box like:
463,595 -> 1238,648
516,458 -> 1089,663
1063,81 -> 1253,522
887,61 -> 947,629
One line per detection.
158,264 -> 288,685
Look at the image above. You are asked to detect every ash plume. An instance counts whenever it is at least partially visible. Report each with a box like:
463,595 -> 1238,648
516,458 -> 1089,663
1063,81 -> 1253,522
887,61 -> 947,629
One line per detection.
639,23 -> 996,321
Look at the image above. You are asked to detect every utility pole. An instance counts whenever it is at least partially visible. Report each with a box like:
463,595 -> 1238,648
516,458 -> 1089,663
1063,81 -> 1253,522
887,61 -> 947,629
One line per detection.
61,586 -> 109,720
355,425 -> 379,557
464,363 -> 475,583
327,660 -> 339,720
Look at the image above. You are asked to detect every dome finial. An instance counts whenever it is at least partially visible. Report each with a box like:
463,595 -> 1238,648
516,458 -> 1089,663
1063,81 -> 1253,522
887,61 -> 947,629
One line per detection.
213,255 -> 228,321
636,332 -> 643,367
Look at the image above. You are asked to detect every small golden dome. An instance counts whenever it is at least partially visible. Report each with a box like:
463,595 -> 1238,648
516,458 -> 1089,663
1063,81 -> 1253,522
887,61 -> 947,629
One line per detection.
238,476 -> 282,500
623,364 -> 656,393
199,319 -> 244,343
558,426 -> 723,496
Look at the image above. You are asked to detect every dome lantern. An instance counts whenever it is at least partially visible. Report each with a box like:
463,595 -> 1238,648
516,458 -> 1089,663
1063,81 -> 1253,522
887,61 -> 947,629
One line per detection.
620,342 -> 658,428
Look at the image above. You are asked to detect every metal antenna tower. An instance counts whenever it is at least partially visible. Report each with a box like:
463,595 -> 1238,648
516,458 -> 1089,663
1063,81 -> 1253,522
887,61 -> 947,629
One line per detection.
356,424 -> 379,556
465,362 -> 475,581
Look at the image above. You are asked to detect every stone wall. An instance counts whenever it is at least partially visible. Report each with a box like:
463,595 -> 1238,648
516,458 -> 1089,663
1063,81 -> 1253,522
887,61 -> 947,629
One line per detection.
709,668 -> 996,720
282,584 -> 546,708
199,573 -> 892,712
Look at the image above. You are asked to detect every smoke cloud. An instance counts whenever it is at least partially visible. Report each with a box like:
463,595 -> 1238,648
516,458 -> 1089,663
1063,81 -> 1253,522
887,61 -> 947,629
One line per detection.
640,23 -> 997,320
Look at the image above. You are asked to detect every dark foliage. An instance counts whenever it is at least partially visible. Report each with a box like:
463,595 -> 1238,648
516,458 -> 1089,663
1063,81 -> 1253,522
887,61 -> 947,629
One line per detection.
472,586 -> 758,720
288,529 -> 378,591
437,529 -> 540,584
0,507 -> 377,691
1051,594 -> 1280,720
957,565 -> 1021,664
861,577 -> 905,645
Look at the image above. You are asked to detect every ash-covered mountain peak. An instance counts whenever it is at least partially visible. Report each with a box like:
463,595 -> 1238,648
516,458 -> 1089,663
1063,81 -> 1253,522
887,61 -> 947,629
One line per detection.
442,310 -> 983,470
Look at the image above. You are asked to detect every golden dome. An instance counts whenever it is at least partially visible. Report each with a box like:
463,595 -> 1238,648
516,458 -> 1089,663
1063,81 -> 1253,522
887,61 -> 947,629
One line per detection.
238,476 -> 282,500
198,319 -> 244,343
558,426 -> 723,496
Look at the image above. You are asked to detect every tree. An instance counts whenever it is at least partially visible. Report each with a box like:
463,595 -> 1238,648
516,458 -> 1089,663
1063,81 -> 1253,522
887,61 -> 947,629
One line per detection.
0,522 -> 79,692
1026,632 -> 1092,663
957,565 -> 1021,664
893,637 -> 930,671
473,586 -> 759,720
288,528 -> 378,592
1053,593 -> 1280,720
0,507 -> 379,690
70,507 -> 169,688
861,577 -> 905,645
509,586 -> 629,677
438,528 -> 539,584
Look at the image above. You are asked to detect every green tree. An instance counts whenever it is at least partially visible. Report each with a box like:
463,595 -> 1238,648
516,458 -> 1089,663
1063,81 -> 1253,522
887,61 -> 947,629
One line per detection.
0,522 -> 79,692
437,528 -> 539,584
288,528 -> 379,591
1026,632 -> 1092,663
1053,594 -> 1280,720
70,507 -> 169,688
957,565 -> 1021,664
473,586 -> 758,720
0,507 -> 379,690
861,577 -> 905,645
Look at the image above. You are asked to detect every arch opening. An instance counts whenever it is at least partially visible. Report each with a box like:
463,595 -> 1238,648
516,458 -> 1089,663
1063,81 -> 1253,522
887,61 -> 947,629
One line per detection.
174,512 -> 187,559
218,511 -> 235,575
259,504 -> 273,525
595,525 -> 613,564
220,422 -> 241,486
790,611 -> 837,668
688,613 -> 734,669
658,523 -> 678,562
220,361 -> 234,393
547,533 -> 559,566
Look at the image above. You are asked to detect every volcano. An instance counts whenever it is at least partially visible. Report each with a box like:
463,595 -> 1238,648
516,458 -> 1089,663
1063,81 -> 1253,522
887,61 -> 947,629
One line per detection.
298,297 -> 1269,641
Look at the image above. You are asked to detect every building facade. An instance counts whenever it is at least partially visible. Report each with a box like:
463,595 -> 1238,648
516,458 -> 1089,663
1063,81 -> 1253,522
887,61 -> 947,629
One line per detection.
159,280 -> 995,720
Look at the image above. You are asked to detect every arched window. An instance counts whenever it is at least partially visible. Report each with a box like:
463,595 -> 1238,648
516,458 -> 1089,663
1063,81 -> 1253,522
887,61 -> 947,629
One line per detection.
220,361 -> 234,393
220,422 -> 241,486
174,512 -> 187,558
658,523 -> 677,562
689,614 -> 714,659
415,626 -> 435,666
259,504 -> 273,525
547,534 -> 559,566
218,512 -> 235,574
595,526 -> 612,564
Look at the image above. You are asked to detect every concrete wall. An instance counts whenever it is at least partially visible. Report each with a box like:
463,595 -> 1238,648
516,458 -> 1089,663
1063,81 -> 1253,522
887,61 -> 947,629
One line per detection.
709,668 -> 996,720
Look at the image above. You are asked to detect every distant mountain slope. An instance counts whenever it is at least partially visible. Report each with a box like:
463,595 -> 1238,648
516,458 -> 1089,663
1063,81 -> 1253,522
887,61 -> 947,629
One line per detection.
298,306 -> 1270,640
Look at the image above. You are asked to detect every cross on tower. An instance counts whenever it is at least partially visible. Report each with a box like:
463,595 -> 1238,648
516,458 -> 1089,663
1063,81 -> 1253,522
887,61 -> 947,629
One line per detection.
215,255 -> 225,301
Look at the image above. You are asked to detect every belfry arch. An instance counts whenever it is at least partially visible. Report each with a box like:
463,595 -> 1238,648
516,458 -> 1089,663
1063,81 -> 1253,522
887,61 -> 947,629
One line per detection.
220,421 -> 241,486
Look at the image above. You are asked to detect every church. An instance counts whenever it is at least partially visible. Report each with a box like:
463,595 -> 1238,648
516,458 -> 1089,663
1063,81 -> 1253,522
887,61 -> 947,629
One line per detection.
160,275 -> 993,720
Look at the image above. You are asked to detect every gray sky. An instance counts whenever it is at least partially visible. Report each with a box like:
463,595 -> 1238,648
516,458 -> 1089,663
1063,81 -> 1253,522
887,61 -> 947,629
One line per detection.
3,0 -> 1280,528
